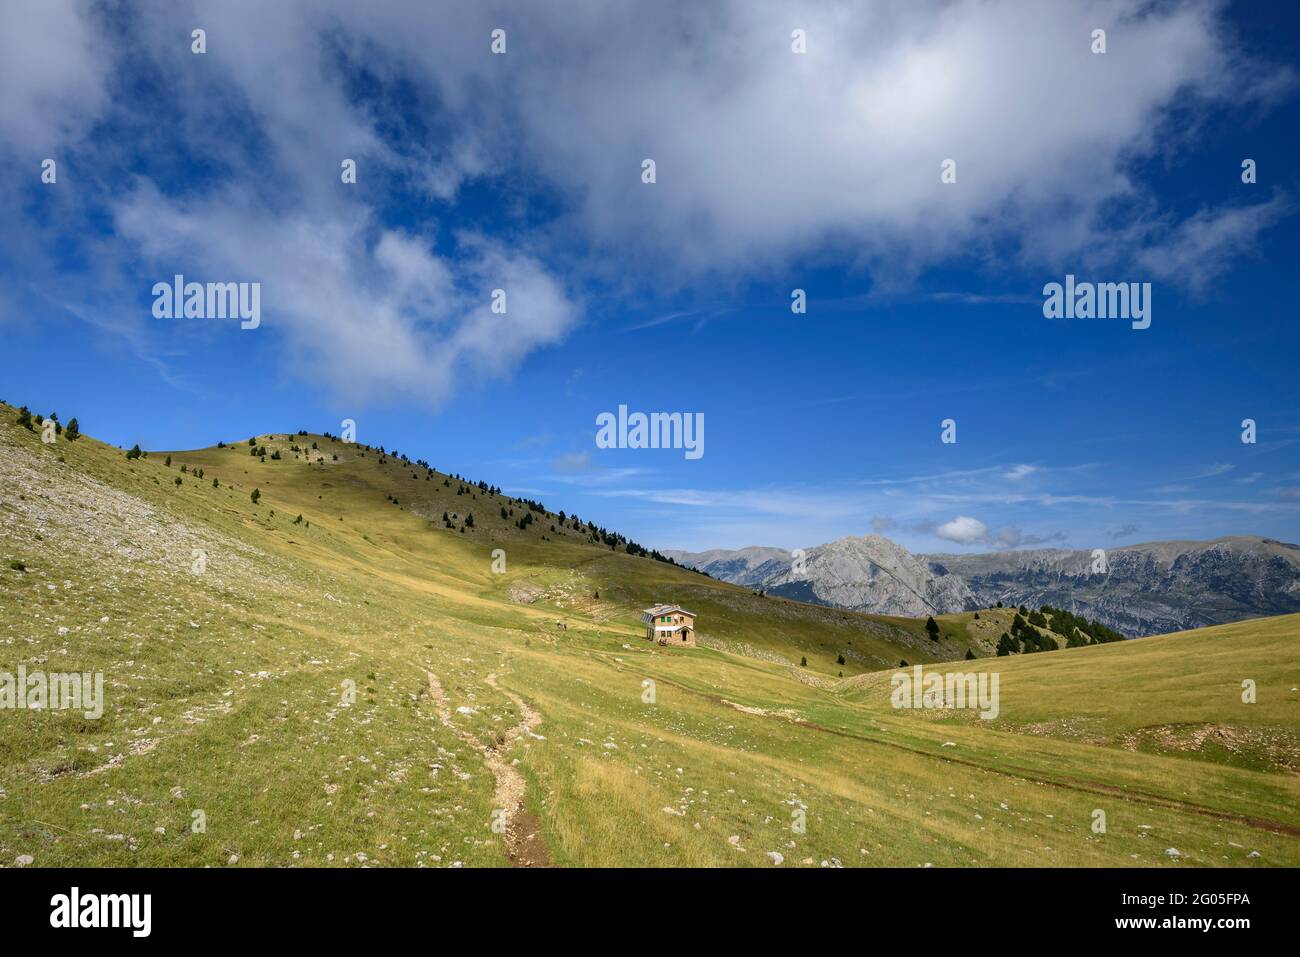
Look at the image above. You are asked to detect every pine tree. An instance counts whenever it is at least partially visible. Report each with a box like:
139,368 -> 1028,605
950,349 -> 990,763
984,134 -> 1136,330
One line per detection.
64,418 -> 80,440
924,616 -> 940,640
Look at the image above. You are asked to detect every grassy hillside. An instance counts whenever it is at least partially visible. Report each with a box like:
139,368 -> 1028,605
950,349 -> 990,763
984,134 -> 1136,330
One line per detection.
2,403 -> 1297,867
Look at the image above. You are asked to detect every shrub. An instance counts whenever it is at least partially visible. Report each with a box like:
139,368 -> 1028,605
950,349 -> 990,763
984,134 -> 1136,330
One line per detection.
251,488 -> 261,504
16,406 -> 33,430
964,649 -> 976,660
64,418 -> 80,441
126,444 -> 142,460
924,616 -> 940,640
8,560 -> 26,571
800,656 -> 807,667
174,476 -> 182,486
836,653 -> 846,665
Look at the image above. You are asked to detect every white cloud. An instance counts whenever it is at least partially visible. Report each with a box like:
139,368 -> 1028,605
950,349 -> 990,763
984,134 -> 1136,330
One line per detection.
934,515 -> 989,544
0,0 -> 109,151
112,182 -> 576,406
552,451 -> 594,474
0,0 -> 1292,403
1137,195 -> 1292,292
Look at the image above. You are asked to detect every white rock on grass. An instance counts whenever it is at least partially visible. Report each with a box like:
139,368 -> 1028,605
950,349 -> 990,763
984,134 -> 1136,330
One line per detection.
766,851 -> 784,866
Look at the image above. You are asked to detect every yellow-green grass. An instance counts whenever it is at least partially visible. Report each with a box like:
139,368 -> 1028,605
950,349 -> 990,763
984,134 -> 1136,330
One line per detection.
2,404 -> 1297,867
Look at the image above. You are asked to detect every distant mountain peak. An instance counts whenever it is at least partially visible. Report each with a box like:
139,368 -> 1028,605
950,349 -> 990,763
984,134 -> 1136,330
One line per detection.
673,532 -> 1300,636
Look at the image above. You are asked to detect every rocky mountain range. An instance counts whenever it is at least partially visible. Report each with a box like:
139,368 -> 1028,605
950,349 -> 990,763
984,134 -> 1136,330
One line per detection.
666,535 -> 1300,637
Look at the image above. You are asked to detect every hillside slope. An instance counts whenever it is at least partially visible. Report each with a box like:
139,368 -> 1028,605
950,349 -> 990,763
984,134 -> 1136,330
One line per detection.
2,404 -> 1297,868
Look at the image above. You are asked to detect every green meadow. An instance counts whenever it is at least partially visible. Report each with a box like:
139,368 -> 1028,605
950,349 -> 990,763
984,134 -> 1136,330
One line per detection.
2,404 -> 1296,867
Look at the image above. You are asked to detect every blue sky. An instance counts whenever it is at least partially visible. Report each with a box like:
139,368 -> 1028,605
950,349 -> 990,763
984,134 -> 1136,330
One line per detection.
2,0 -> 1299,553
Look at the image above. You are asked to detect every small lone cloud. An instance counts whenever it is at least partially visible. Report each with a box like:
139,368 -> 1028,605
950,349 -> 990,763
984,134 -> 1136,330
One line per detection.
552,451 -> 594,473
1003,464 -> 1038,480
934,516 -> 988,545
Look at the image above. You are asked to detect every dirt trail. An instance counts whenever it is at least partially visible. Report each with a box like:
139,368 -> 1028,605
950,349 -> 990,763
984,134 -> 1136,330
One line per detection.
424,669 -> 551,866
